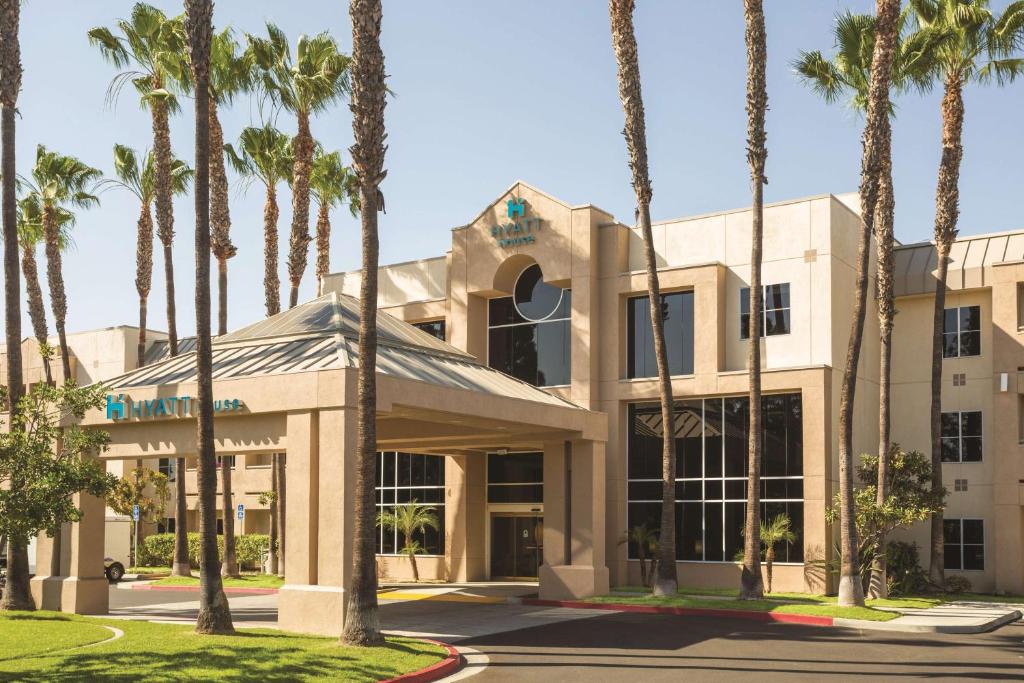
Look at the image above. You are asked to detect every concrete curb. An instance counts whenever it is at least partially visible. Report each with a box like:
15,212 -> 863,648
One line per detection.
131,583 -> 279,596
380,638 -> 463,683
834,608 -> 1022,634
522,598 -> 834,627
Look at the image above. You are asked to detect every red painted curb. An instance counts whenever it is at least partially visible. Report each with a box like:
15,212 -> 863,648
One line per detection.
523,598 -> 835,627
380,638 -> 463,683
131,583 -> 279,596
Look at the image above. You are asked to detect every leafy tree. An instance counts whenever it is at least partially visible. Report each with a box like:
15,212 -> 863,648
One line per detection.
759,514 -> 796,594
376,501 -> 439,582
341,0 -> 387,647
0,383 -> 116,611
310,147 -> 358,295
21,145 -> 103,382
826,447 -> 946,593
609,0 -> 678,599
246,23 -> 350,309
906,0 -> 1024,591
99,144 -> 193,368
106,462 -> 169,566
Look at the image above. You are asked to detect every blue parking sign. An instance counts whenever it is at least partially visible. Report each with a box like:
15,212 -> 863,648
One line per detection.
132,504 -> 140,522
237,504 -> 245,520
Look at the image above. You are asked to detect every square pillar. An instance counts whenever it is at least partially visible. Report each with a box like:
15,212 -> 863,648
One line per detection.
445,454 -> 487,581
539,439 -> 610,600
279,407 -> 356,636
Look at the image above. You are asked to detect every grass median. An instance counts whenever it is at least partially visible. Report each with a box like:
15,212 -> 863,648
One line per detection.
0,612 -> 444,682
150,574 -> 285,589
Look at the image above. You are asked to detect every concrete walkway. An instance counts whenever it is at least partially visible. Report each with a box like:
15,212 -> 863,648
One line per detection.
837,601 -> 1023,634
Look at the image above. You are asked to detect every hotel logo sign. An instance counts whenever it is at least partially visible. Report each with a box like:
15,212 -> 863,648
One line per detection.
105,393 -> 244,422
491,197 -> 541,248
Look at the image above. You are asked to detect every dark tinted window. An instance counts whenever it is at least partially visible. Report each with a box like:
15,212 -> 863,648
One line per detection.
627,291 -> 695,378
741,283 -> 791,339
375,452 -> 446,555
943,305 -> 981,358
412,319 -> 446,341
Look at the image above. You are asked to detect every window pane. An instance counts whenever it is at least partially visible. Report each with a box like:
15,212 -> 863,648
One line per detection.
725,479 -> 746,500
627,296 -> 652,378
514,264 -> 563,321
943,545 -> 961,570
487,484 -> 543,503
677,400 -> 703,478
943,519 -> 961,544
677,480 -> 701,500
724,397 -> 748,477
680,502 -> 703,561
511,325 -> 539,385
704,399 -> 723,478
629,404 -> 665,479
424,456 -> 443,486
959,331 -> 981,357
943,308 -> 958,335
940,413 -> 961,438
704,479 -> 723,500
397,453 -> 411,487
942,332 -> 959,358
960,306 -> 981,332
740,287 -> 750,316
740,313 -> 751,340
762,396 -> 787,476
962,519 -> 984,545
488,327 -> 513,376
724,502 -> 745,562
629,292 -> 694,378
488,296 -> 522,326
941,437 -> 961,463
412,319 -> 445,341
628,481 -> 662,501
766,309 -> 790,336
704,502 -> 724,561
961,437 -> 982,462
488,452 -> 543,484
961,411 -> 982,437
383,452 -> 396,487
786,394 -> 803,476
627,503 -> 661,559
536,319 -> 570,386
963,545 -> 984,570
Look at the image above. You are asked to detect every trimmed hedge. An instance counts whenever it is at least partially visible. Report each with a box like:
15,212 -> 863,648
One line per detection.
140,533 -> 271,571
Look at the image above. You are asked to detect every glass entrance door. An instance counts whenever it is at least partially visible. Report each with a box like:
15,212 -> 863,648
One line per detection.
490,514 -> 543,579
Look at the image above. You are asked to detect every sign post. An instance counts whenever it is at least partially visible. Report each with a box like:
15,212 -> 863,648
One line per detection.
237,504 -> 245,521
132,504 -> 141,568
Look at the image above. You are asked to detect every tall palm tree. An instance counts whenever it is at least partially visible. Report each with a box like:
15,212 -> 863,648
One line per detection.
0,0 -> 30,612
609,0 -> 677,597
246,24 -> 350,309
341,0 -> 387,647
89,3 -> 188,358
22,146 -> 102,383
15,194 -> 71,386
185,0 -> 233,635
795,10 -> 948,599
833,0 -> 901,607
224,126 -> 292,315
101,144 -> 193,368
907,0 -> 1024,592
740,0 -> 767,601
310,147 -> 358,295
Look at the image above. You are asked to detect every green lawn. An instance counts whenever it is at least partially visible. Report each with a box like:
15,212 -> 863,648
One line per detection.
127,567 -> 171,577
945,592 -> 1024,605
152,574 -> 285,589
590,593 -> 899,621
0,612 -> 444,682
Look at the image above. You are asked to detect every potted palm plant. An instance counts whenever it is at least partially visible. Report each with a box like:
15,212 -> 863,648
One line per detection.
760,513 -> 796,595
377,500 -> 439,582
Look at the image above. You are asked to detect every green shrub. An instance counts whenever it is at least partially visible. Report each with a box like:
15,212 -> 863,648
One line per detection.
945,574 -> 972,593
140,532 -> 270,570
187,532 -> 224,567
139,533 -> 175,567
885,541 -> 928,596
235,534 -> 270,570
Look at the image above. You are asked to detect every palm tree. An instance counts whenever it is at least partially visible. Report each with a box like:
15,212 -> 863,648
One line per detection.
221,456 -> 238,578
376,501 -> 439,582
341,0 -> 387,647
16,194 -> 71,386
246,23 -> 350,309
609,0 -> 677,597
21,146 -> 102,383
740,0 -> 768,602
185,0 -> 233,635
907,0 -> 1024,592
795,10 -> 949,599
310,147 -> 358,295
833,0 -> 901,607
225,125 -> 293,317
100,144 -> 193,368
626,522 -> 659,588
89,3 -> 188,357
759,513 -> 796,594
0,0 -> 32,613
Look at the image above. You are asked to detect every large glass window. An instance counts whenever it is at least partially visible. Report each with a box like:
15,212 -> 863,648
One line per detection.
940,411 -> 982,463
943,519 -> 984,571
627,394 -> 803,563
488,264 -> 571,387
740,283 -> 791,339
943,305 -> 981,358
412,319 -> 446,341
375,452 -> 446,555
487,452 -> 543,503
627,291 -> 694,378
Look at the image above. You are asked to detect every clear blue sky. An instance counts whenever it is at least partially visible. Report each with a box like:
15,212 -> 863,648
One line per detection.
15,1 -> 1024,338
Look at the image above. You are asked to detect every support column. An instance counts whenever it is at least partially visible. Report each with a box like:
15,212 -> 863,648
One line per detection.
539,439 -> 609,599
445,454 -> 486,581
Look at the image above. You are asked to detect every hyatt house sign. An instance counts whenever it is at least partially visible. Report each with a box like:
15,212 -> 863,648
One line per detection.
105,393 -> 243,422
491,197 -> 542,248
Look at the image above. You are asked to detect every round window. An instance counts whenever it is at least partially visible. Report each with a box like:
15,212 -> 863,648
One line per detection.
513,264 -> 564,322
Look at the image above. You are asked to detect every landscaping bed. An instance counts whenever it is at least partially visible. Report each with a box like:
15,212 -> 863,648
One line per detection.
150,574 -> 285,590
0,612 -> 446,682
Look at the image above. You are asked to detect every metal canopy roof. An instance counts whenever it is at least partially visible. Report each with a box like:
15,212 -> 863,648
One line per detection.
108,292 -> 580,410
894,230 -> 1024,296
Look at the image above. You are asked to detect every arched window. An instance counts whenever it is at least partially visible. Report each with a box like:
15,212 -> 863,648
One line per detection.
487,264 -> 571,387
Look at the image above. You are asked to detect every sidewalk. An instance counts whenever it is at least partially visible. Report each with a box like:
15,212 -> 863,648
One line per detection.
837,601 -> 1023,634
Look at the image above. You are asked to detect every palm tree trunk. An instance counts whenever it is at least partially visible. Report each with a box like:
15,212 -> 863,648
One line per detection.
869,117 -> 896,600
740,0 -> 767,602
209,98 -> 234,337
837,0 -> 899,608
342,0 -> 387,646
41,208 -> 72,382
264,186 -> 280,317
221,457 -> 238,577
928,73 -> 963,592
315,202 -> 330,296
152,93 -> 178,357
136,203 -> 153,368
274,453 -> 286,577
765,547 -> 774,594
186,0 -> 233,635
0,0 -> 33,612
609,0 -> 677,597
21,243 -> 52,384
287,112 -> 314,310
172,457 -> 190,576
269,455 -> 279,575
406,534 -> 419,582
